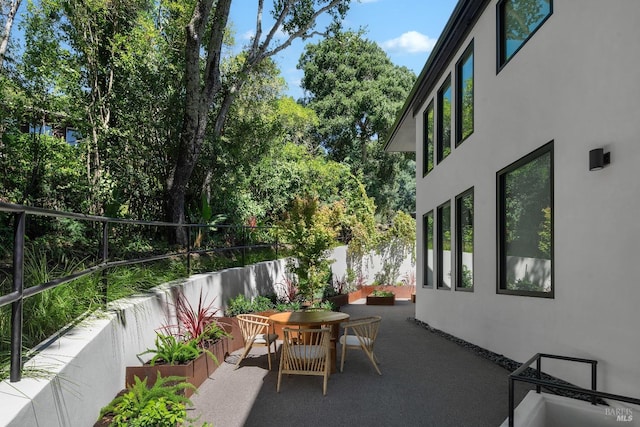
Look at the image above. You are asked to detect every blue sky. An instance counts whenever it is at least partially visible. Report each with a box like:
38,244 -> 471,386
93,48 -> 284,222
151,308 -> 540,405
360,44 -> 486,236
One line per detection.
10,0 -> 458,99
228,0 -> 459,99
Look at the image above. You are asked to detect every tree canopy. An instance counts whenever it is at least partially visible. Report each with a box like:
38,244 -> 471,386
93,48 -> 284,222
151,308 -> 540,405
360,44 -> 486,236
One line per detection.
298,29 -> 416,219
1,1 -> 416,243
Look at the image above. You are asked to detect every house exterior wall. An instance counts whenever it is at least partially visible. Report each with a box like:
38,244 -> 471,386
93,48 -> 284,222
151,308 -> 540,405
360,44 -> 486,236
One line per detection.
413,1 -> 640,397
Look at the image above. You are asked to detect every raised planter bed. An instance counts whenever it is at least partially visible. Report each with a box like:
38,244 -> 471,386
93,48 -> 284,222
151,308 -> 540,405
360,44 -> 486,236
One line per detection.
362,285 -> 413,299
124,319 -> 242,397
326,293 -> 349,309
366,295 -> 396,305
348,289 -> 363,303
125,351 -> 209,398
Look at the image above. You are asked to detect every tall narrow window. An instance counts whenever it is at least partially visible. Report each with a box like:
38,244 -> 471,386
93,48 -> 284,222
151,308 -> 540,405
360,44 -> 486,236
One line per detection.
423,211 -> 434,287
456,42 -> 474,145
437,201 -> 451,289
498,142 -> 553,297
498,0 -> 552,69
437,76 -> 451,163
423,101 -> 434,176
456,188 -> 474,290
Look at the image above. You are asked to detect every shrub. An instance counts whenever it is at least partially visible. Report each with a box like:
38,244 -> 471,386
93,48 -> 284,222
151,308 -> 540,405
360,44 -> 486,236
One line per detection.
224,294 -> 275,316
139,334 -> 204,366
98,373 -> 195,427
370,290 -> 395,297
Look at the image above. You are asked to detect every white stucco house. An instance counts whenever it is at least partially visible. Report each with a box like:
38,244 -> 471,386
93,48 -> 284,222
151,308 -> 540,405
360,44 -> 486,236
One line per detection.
386,0 -> 640,399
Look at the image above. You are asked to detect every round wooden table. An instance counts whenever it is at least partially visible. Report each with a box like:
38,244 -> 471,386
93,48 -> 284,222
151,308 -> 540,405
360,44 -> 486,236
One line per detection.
269,311 -> 350,373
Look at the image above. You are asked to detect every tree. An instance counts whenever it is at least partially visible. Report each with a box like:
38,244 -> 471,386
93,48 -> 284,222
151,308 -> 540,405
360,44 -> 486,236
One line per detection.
16,0 -> 188,219
0,0 -> 22,69
165,0 -> 353,244
298,29 -> 416,220
190,55 -> 288,225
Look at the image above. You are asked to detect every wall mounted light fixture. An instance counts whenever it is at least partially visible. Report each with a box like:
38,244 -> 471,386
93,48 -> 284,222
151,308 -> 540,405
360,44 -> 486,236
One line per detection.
589,148 -> 610,171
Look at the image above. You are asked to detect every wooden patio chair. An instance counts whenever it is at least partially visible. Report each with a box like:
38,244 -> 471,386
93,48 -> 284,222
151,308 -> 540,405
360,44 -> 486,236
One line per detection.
235,314 -> 278,370
339,316 -> 382,375
277,327 -> 331,395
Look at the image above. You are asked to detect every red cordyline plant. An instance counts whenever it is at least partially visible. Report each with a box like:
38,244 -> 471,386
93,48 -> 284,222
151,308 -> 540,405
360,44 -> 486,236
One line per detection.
160,290 -> 223,347
277,276 -> 298,303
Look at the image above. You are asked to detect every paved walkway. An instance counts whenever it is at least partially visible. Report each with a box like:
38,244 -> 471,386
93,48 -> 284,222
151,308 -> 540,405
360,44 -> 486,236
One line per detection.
189,300 -> 531,427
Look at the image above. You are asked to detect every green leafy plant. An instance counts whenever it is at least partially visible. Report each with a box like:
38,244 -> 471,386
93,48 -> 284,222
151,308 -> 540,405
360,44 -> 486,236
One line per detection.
139,334 -> 203,366
224,294 -> 254,316
370,290 -> 395,297
224,294 -> 275,316
279,196 -> 338,303
375,211 -> 416,286
161,290 -> 226,348
461,265 -> 473,289
275,301 -> 302,312
98,373 -> 195,427
251,295 -> 276,313
306,300 -> 335,311
323,274 -> 351,299
200,322 -> 229,344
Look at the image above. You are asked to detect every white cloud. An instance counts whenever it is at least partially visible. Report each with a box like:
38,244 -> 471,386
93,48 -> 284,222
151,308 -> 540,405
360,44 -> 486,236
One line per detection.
381,31 -> 437,54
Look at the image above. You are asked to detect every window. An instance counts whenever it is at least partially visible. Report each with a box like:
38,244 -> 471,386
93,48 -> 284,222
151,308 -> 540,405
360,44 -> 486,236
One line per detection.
423,211 -> 434,287
498,0 -> 552,69
497,142 -> 553,297
456,42 -> 474,145
456,188 -> 473,290
423,101 -> 434,176
437,201 -> 451,289
28,124 -> 53,136
65,128 -> 82,146
437,76 -> 451,163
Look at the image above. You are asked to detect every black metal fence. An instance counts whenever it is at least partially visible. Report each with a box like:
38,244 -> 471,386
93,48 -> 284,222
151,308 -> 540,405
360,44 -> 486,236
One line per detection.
0,201 -> 281,382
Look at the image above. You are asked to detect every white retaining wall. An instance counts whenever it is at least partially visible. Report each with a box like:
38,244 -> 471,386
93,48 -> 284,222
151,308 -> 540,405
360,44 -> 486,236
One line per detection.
329,245 -> 415,285
0,259 -> 287,427
0,245 -> 416,426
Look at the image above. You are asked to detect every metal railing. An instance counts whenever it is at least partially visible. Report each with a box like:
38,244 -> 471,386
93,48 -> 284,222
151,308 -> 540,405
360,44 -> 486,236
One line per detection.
508,353 -> 640,427
0,201 -> 281,382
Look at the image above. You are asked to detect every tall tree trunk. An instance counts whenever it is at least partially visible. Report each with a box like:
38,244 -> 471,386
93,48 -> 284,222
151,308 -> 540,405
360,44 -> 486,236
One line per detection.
0,0 -> 22,69
165,0 -> 231,244
164,0 -> 351,244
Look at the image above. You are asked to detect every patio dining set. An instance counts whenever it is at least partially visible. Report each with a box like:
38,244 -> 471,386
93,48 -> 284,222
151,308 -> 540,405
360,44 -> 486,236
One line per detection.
233,310 -> 383,395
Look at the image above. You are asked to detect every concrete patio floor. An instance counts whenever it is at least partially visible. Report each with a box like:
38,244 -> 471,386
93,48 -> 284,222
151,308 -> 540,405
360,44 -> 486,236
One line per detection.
189,300 -> 532,427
